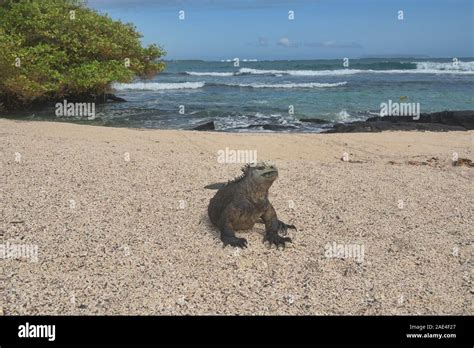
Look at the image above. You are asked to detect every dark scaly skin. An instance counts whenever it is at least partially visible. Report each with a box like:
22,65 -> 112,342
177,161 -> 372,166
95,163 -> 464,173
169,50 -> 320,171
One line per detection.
208,162 -> 296,249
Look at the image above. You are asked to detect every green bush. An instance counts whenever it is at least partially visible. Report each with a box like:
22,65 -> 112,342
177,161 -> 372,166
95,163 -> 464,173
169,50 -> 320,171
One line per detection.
0,0 -> 165,109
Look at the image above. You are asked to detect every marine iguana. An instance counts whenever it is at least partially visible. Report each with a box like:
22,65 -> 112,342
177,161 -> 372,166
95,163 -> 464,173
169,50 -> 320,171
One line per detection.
207,162 -> 296,249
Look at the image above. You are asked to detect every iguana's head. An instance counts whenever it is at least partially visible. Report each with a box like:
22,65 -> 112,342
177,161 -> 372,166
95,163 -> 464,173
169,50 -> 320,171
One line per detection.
244,161 -> 278,185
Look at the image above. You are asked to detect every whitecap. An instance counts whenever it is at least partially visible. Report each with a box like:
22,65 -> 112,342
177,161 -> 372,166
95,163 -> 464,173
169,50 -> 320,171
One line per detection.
112,82 -> 205,91
227,81 -> 348,88
185,71 -> 235,77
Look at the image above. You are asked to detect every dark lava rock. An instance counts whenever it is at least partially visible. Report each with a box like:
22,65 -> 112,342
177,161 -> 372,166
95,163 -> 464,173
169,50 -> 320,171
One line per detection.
324,110 -> 474,133
366,110 -> 474,129
261,124 -> 297,131
106,94 -> 127,102
300,118 -> 330,124
192,121 -> 215,131
241,124 -> 298,131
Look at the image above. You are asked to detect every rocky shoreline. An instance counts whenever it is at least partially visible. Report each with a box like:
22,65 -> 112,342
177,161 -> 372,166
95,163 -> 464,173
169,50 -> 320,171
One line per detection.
191,110 -> 474,133
322,110 -> 474,133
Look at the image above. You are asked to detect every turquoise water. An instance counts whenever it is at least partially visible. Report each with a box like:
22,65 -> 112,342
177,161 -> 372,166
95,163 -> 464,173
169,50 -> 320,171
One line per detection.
6,58 -> 474,132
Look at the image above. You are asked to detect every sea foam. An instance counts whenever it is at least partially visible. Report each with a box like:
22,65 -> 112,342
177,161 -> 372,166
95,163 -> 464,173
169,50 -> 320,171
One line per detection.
112,82 -> 205,90
185,71 -> 235,76
182,61 -> 474,78
225,82 -> 348,88
238,68 -> 359,76
414,61 -> 474,72
237,63 -> 474,76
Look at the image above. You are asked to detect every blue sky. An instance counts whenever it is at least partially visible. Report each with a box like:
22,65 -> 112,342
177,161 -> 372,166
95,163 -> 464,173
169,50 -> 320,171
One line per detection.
87,0 -> 473,60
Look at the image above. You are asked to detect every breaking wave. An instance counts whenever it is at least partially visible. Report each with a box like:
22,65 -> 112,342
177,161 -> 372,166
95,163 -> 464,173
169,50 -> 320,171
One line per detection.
185,71 -> 235,76
178,61 -> 474,78
413,61 -> 474,72
224,81 -> 348,88
112,81 -> 347,90
237,63 -> 474,76
113,82 -> 205,90
237,68 -> 359,76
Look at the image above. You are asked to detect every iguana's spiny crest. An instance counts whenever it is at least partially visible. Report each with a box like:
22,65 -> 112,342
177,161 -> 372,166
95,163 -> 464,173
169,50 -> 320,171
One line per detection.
228,161 -> 278,186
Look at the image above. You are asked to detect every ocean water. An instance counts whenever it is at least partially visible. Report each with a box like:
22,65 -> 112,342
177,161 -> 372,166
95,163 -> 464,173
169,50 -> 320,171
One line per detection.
7,58 -> 474,132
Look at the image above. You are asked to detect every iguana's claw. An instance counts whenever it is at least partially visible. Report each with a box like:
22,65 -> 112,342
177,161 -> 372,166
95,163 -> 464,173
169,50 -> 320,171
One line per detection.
222,236 -> 248,248
278,221 -> 297,236
264,234 -> 292,249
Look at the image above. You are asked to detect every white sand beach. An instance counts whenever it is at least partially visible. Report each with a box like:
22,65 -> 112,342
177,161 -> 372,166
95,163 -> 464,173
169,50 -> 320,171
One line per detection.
1,119 -> 472,315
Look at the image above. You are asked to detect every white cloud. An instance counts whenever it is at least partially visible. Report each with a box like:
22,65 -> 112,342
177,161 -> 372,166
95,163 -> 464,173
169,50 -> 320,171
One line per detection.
277,37 -> 295,47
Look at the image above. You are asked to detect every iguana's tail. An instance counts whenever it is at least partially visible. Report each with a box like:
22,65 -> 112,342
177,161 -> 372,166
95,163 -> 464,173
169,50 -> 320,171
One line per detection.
204,182 -> 226,190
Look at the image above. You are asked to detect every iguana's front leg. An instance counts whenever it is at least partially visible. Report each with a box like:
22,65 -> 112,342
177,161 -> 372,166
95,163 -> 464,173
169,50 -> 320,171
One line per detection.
218,204 -> 248,248
262,203 -> 296,249
220,222 -> 248,248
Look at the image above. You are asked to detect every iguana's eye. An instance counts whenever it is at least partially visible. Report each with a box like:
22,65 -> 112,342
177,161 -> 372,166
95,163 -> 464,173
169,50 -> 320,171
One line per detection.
256,166 -> 265,170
